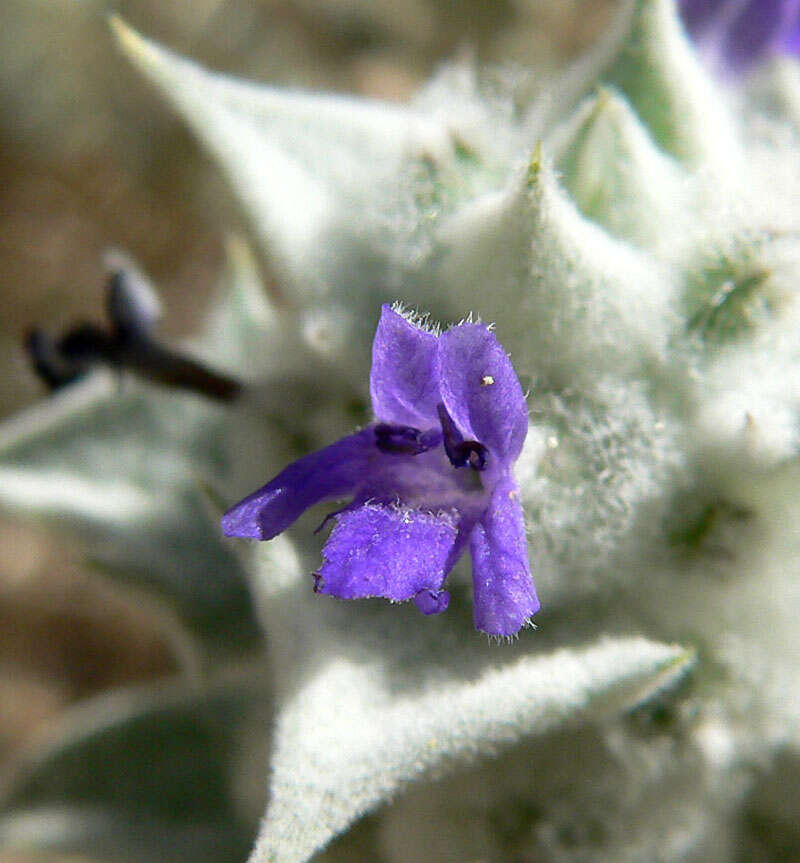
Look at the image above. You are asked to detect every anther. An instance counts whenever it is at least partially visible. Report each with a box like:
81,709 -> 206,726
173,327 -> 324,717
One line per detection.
462,442 -> 488,470
374,423 -> 441,455
436,403 -> 489,471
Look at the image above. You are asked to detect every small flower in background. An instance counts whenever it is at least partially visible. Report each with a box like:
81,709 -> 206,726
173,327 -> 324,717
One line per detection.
26,252 -> 243,403
679,0 -> 800,73
223,305 -> 539,636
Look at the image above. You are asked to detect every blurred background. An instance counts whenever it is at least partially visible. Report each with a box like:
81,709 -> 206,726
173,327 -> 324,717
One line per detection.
0,0 -> 616,803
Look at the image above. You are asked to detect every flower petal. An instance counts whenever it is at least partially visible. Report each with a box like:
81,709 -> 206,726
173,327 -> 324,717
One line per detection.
469,475 -> 538,636
436,323 -> 528,463
369,306 -> 441,428
315,502 -> 458,603
221,429 -> 374,540
723,0 -> 797,70
785,19 -> 800,53
678,0 -> 723,33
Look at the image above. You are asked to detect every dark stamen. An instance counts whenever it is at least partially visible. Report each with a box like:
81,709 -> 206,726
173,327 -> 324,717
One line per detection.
58,323 -> 116,365
26,261 -> 244,403
374,423 -> 442,456
459,441 -> 489,470
113,339 -> 243,402
25,329 -> 86,390
436,403 -> 489,471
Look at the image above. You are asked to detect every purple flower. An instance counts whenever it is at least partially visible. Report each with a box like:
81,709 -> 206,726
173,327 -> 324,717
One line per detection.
222,305 -> 539,636
679,0 -> 800,74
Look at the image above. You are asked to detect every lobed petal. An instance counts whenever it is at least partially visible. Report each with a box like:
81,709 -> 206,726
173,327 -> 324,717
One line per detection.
469,475 -> 539,636
315,502 -> 458,604
221,429 -> 374,540
369,306 -> 441,428
436,323 -> 528,464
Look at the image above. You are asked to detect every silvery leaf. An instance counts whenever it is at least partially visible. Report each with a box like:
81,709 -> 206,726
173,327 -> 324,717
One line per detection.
377,719 -> 733,863
111,18 -> 452,303
199,236 -> 277,380
551,86 -> 690,251
435,151 -> 675,387
0,676 -> 269,862
602,0 -> 741,171
0,806 -> 250,863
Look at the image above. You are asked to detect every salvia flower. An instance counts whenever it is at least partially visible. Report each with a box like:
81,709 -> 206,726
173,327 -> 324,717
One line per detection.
679,0 -> 800,73
222,305 -> 539,636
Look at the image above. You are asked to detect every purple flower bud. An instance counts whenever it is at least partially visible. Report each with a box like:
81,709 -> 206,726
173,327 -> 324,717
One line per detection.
679,0 -> 800,74
222,305 -> 539,636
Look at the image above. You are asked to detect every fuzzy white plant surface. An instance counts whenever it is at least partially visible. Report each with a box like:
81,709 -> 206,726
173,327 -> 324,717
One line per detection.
1,0 -> 800,860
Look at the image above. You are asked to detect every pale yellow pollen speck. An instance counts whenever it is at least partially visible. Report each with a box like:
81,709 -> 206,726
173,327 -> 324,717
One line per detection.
480,375 -> 494,386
